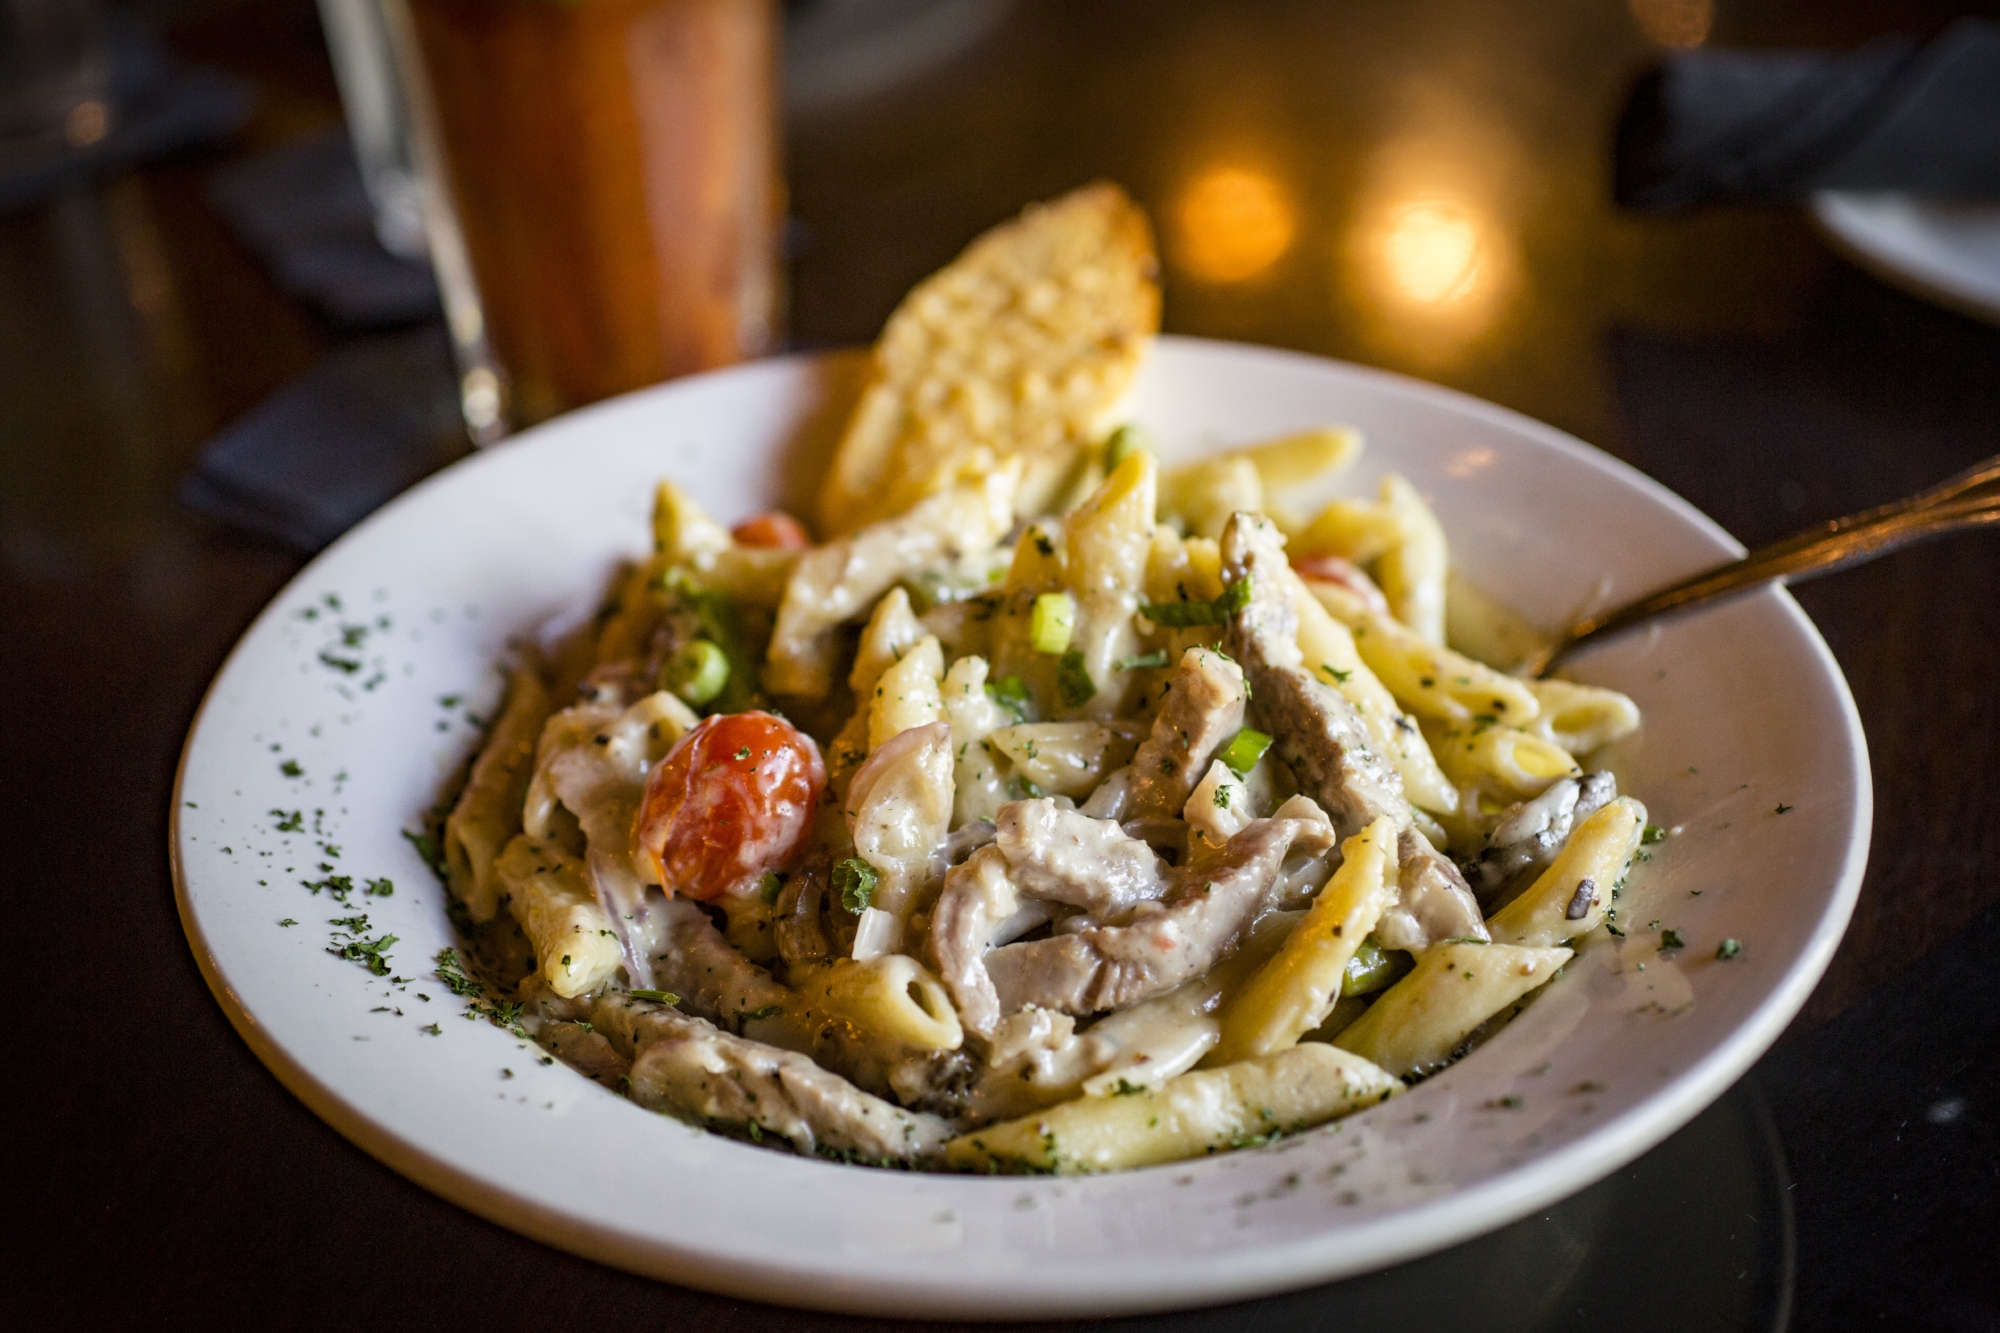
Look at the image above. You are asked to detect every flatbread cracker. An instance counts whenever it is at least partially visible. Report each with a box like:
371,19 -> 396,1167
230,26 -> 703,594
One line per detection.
817,182 -> 1160,535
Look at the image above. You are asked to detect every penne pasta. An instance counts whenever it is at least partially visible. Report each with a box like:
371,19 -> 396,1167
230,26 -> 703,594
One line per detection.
444,663 -> 551,922
945,1043 -> 1400,1174
1487,797 -> 1647,946
1208,816 -> 1399,1063
1527,678 -> 1642,757
1334,941 -> 1571,1077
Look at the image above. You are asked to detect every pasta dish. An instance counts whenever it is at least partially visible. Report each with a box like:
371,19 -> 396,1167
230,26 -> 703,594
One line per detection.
429,185 -> 1650,1174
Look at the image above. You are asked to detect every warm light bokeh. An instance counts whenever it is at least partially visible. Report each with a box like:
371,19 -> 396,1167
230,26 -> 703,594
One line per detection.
1381,200 -> 1484,305
1337,116 -> 1520,369
1174,167 -> 1296,282
1629,0 -> 1712,48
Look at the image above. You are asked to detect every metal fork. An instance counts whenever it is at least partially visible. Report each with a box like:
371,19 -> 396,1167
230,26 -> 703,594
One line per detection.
1523,452 -> 2000,678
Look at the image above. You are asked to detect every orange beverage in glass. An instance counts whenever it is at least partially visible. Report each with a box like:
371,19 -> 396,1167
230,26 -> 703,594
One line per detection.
398,0 -> 780,429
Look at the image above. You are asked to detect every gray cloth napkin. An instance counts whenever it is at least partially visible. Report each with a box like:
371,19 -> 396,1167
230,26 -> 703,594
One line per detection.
207,130 -> 441,330
1615,17 -> 2000,212
180,325 -> 467,552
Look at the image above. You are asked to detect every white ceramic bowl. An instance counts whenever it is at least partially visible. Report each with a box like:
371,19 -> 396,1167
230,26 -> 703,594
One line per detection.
172,338 -> 1869,1318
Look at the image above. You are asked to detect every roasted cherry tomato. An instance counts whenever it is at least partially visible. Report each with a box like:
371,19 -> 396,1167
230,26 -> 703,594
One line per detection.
1291,553 -> 1391,618
730,510 -> 811,550
636,711 -> 826,901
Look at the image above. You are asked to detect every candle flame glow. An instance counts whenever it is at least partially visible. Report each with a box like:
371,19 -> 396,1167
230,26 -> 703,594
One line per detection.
1174,167 -> 1296,282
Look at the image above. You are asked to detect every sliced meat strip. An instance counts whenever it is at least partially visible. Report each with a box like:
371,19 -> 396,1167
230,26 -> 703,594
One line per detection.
1124,647 -> 1248,819
600,998 -> 952,1165
928,845 -> 1026,1037
1221,513 -> 1306,669
1219,513 -> 1406,838
1220,512 -> 1485,949
993,797 -> 1170,916
649,896 -> 790,1030
932,818 -> 997,880
1376,825 -> 1488,952
983,812 -> 1336,1018
1240,661 -> 1407,838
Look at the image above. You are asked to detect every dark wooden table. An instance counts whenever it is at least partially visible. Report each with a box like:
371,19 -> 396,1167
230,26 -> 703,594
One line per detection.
6,1 -> 1996,1328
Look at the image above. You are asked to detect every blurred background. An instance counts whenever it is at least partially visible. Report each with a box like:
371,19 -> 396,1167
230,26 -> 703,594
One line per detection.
5,2 -> 1996,1329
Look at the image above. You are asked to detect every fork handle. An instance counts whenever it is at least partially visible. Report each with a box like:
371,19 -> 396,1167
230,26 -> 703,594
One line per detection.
1533,453 -> 2000,676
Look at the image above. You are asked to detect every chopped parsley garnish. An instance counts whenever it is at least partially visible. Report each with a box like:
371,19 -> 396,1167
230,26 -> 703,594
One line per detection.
1213,784 -> 1232,809
1641,823 -> 1666,845
1659,928 -> 1686,952
402,828 -> 447,881
1114,649 -> 1170,672
629,989 -> 680,1005
278,918 -> 297,927
280,760 -> 302,777
1774,803 -> 1794,815
434,947 -> 483,997
760,871 -> 784,905
327,915 -> 398,976
834,858 -> 878,913
1716,938 -> 1743,961
741,1004 -> 783,1021
1322,663 -> 1352,683
271,809 -> 304,833
304,873 -> 356,902
734,746 -> 751,761
420,1023 -> 441,1036
1110,1078 -> 1148,1097
466,997 -> 528,1037
1056,650 -> 1096,708
986,674 -> 1031,722
1140,576 -> 1253,628
364,877 -> 394,897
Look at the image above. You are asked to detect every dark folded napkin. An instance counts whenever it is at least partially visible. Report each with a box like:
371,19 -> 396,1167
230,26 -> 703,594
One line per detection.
207,130 -> 442,330
0,23 -> 253,214
180,326 -> 468,552
1616,17 -> 2000,212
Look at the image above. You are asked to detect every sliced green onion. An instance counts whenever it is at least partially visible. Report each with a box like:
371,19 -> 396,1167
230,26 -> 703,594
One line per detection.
1030,592 -> 1075,654
1057,650 -> 1096,708
1104,423 -> 1153,472
1340,939 -> 1411,997
1113,649 -> 1170,672
1218,727 -> 1273,775
833,858 -> 878,913
662,639 -> 729,705
1141,576 -> 1253,628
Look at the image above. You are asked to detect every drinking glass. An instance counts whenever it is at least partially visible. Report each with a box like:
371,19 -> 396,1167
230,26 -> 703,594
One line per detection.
381,0 -> 782,439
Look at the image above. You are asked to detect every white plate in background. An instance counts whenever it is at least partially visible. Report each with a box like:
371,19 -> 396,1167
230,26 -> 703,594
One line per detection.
172,338 -> 1869,1318
1813,192 -> 2000,326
